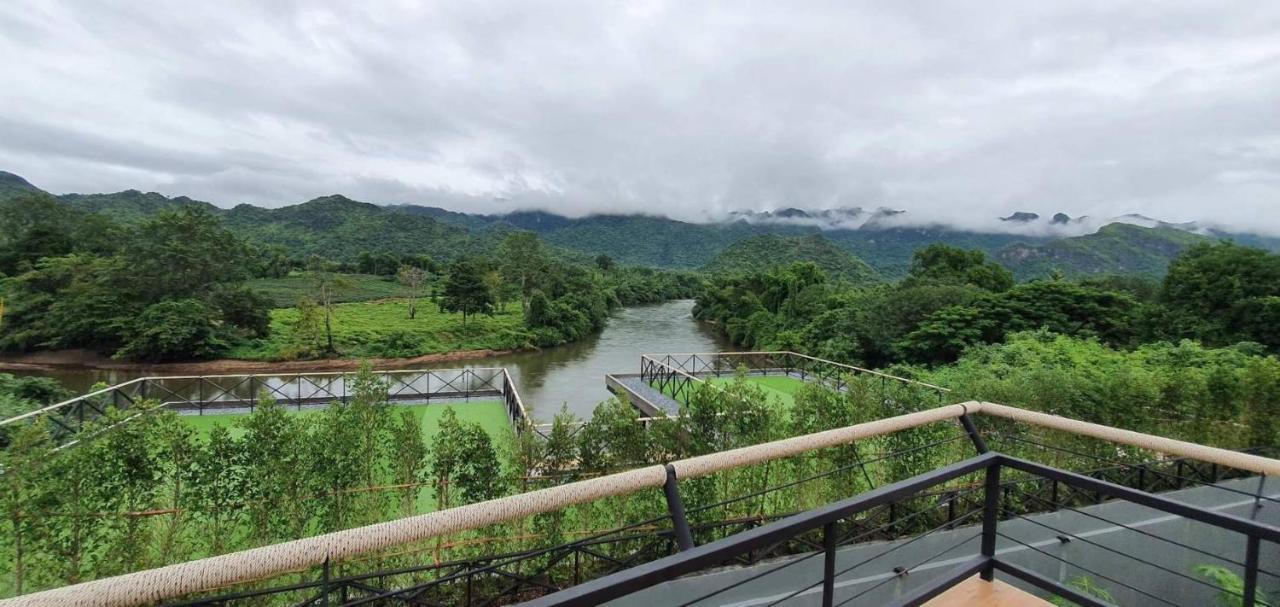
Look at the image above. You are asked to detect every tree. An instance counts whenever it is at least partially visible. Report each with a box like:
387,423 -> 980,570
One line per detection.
397,265 -> 427,320
482,269 -> 506,312
123,207 -> 252,302
439,259 -> 495,326
388,409 -> 427,516
430,408 -> 502,509
306,255 -> 351,354
595,254 -> 615,271
1162,242 -> 1280,349
497,232 -> 550,313
905,244 -> 1014,292
283,298 -> 326,360
115,299 -> 229,362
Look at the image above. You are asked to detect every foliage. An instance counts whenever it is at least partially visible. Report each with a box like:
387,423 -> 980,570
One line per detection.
245,273 -> 409,308
1195,565 -> 1272,607
439,258 -> 497,325
430,408 -> 502,508
0,208 -> 269,361
904,244 -> 1013,291
1047,576 -> 1117,607
1158,242 -> 1280,350
702,234 -> 880,284
997,222 -> 1208,280
115,299 -> 231,361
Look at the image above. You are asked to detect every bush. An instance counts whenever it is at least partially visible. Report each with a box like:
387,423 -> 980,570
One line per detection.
115,299 -> 229,361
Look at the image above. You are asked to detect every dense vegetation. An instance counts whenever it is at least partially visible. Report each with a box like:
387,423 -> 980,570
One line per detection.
0,194 -> 271,362
996,223 -> 1208,280
0,186 -> 699,364
701,234 -> 880,284
696,242 -> 1280,368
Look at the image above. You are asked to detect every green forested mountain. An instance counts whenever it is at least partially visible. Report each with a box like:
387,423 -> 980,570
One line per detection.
6,171 -> 1278,279
220,195 -> 488,262
702,234 -> 880,283
996,223 -> 1208,280
0,171 -> 42,199
58,190 -> 220,223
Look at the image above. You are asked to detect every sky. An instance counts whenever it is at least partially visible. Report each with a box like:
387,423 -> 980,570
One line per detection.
2,1 -> 1279,233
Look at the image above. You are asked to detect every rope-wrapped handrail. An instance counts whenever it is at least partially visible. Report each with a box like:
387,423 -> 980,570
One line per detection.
7,401 -> 1280,607
976,402 -> 1280,477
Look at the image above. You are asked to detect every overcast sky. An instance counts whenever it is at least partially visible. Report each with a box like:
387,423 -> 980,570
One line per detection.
2,1 -> 1279,232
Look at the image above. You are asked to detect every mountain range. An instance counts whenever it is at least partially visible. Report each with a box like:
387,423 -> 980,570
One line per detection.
4,170 -> 1276,280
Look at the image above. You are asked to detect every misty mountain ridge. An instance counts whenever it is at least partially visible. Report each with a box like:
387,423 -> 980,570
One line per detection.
5,169 -> 1279,279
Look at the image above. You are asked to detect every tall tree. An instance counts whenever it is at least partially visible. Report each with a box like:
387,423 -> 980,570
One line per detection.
397,265 -> 427,320
439,259 -> 495,326
497,232 -> 549,314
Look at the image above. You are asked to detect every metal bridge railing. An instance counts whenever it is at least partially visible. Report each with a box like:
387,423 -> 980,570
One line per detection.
0,367 -> 534,444
638,351 -> 950,409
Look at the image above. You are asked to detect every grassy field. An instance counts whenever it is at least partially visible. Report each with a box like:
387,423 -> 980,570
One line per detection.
246,273 -> 410,307
708,375 -> 805,408
653,374 -> 807,409
227,299 -> 529,360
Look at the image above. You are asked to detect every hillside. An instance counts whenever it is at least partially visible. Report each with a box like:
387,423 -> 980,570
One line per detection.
0,171 -> 42,199
7,170 -> 1279,278
997,223 -> 1208,279
59,190 -> 220,223
702,234 -> 880,283
221,195 -> 488,262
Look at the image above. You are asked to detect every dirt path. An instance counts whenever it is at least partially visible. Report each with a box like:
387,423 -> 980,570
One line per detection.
0,348 -> 518,375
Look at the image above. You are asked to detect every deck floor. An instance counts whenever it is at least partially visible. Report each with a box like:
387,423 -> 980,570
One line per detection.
924,577 -> 1051,607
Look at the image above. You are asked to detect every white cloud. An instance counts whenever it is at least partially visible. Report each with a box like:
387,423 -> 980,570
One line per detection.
1,1 -> 1279,232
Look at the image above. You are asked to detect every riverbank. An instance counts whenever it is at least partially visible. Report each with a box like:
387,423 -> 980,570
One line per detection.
0,347 -> 516,375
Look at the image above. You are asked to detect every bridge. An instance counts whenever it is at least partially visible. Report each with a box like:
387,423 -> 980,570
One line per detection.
607,351 -> 950,417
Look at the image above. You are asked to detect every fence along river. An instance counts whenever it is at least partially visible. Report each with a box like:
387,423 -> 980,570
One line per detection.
11,300 -> 732,421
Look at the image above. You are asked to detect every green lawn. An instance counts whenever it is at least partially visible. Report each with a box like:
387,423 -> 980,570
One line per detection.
226,299 -> 528,360
708,375 -> 805,408
653,374 -> 808,409
246,273 -> 409,307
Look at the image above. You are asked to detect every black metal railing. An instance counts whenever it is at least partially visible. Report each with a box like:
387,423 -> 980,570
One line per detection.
1,367 -> 534,444
638,351 -> 949,409
523,449 -> 1279,607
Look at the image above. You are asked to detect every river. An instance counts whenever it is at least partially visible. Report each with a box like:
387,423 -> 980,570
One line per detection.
14,300 -> 731,420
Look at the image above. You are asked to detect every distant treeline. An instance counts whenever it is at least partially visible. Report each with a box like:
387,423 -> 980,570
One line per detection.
695,242 -> 1280,368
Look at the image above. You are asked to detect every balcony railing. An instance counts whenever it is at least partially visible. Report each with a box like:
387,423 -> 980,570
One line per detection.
7,402 -> 1279,607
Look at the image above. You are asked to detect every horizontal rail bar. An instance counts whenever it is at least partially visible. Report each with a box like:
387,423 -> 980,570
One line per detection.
978,402 -> 1280,477
997,454 -> 1280,543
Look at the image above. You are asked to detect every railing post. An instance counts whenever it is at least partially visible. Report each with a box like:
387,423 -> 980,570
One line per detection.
980,463 -> 1001,581
959,413 -> 988,454
321,557 -> 331,607
1243,534 -> 1260,607
663,464 -> 695,551
1252,475 -> 1267,520
822,521 -> 837,607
